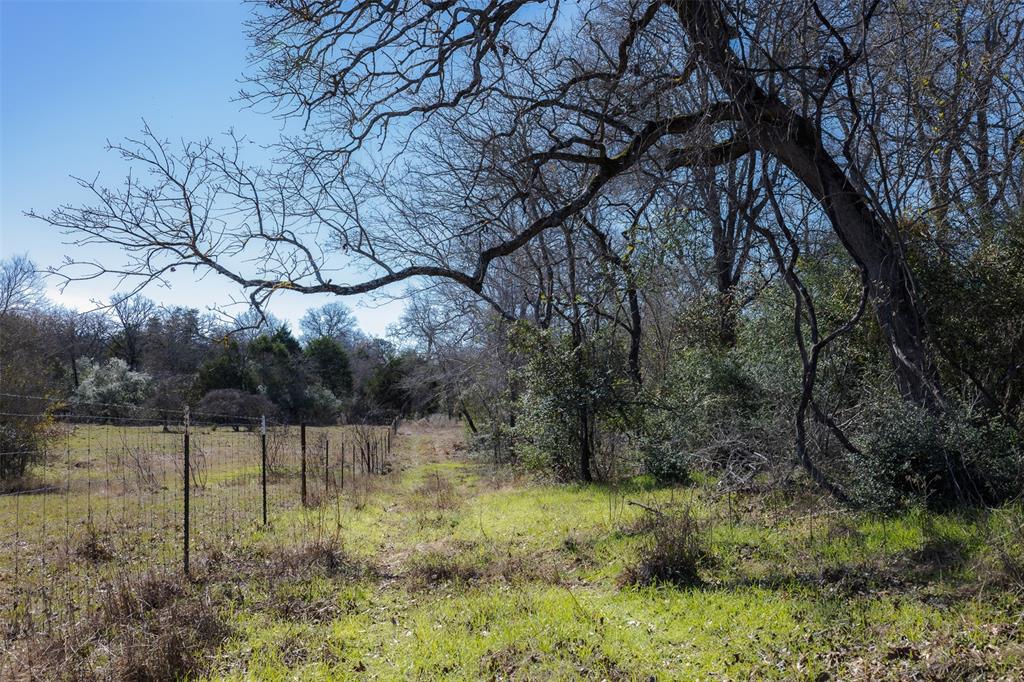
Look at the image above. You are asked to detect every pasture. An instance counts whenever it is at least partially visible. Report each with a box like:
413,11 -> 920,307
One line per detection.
3,420 -> 1022,679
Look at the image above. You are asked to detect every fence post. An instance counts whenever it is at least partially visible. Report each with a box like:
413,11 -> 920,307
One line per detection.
300,422 -> 307,507
261,415 -> 268,526
325,439 -> 330,496
183,406 -> 190,577
339,441 -> 345,490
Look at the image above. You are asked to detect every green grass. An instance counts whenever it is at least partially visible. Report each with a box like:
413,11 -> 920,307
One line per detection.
3,423 -> 1023,680
199,427 -> 1024,680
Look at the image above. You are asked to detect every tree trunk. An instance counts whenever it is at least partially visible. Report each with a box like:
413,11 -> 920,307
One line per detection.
578,406 -> 593,482
626,285 -> 643,384
672,0 -> 944,410
769,126 -> 944,409
460,403 -> 478,434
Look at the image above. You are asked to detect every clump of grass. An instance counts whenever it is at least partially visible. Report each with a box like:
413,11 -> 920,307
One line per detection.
102,571 -> 183,620
109,594 -> 229,681
74,523 -> 114,563
266,581 -> 341,624
620,504 -> 713,587
0,475 -> 60,495
991,515 -> 1024,590
267,539 -> 373,580
406,543 -> 483,586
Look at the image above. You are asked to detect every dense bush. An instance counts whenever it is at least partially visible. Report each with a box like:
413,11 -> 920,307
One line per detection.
909,216 -> 1024,421
196,389 -> 275,428
0,414 -> 55,482
304,337 -> 353,398
303,385 -> 344,425
73,358 -> 154,418
848,402 -> 1024,511
640,346 -> 771,483
0,305 -> 60,481
510,323 -> 625,481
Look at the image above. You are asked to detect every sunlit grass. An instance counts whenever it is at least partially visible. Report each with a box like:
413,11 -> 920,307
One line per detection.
3,422 -> 1023,679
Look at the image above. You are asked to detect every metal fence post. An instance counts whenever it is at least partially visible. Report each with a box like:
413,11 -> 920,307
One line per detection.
339,441 -> 345,490
300,422 -> 307,507
183,406 -> 190,576
324,439 -> 330,496
261,415 -> 268,526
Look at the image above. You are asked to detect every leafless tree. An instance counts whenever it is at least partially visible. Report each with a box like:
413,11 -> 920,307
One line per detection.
109,294 -> 156,371
300,301 -> 360,345
0,255 -> 44,318
32,0 -> 1024,415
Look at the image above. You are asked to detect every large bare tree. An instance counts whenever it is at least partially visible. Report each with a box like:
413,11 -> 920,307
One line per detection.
35,0 -> 1024,412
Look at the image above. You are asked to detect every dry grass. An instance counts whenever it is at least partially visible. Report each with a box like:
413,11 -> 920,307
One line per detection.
619,504 -> 714,587
2,570 -> 230,681
414,472 -> 460,511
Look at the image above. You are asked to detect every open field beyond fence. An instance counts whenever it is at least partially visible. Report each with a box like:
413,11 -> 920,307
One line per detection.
1,418 -> 395,637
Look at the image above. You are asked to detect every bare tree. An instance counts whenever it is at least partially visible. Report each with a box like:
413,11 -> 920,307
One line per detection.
300,302 -> 360,345
109,294 -> 156,371
33,0 -> 1024,413
0,255 -> 44,317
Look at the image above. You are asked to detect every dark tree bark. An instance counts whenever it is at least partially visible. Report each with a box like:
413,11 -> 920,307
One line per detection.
671,0 -> 944,409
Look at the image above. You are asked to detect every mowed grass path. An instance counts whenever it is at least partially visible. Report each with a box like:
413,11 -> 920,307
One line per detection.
204,422 -> 1024,681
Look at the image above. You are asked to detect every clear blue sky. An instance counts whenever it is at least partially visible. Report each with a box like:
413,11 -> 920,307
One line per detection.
0,0 -> 405,336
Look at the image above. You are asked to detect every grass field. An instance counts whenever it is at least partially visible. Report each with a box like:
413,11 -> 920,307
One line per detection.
3,420 -> 1024,680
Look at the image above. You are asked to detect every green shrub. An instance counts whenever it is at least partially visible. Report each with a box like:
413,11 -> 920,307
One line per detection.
510,323 -> 626,481
640,346 -> 779,483
848,402 -> 1024,511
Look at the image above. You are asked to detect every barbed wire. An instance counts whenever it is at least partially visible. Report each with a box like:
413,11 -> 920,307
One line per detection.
0,392 -> 267,424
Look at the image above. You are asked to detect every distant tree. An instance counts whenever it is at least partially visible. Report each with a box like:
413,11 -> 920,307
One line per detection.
363,352 -> 433,416
141,307 -> 213,376
250,325 -> 302,357
0,254 -> 44,316
304,337 -> 353,398
195,340 -> 253,395
144,375 -> 196,428
300,303 -> 360,346
249,326 -> 311,420
50,307 -> 110,389
0,256 -> 58,481
108,294 -> 156,371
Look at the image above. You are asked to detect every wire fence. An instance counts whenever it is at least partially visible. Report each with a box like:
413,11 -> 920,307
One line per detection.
0,401 -> 397,636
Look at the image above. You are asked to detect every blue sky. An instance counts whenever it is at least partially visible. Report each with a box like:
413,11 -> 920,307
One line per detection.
0,0 -> 405,336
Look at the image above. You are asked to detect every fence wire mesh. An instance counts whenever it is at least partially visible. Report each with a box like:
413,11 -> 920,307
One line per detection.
0,399 -> 396,637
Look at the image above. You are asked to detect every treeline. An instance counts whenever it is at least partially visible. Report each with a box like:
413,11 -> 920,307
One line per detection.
1,258 -> 433,476
394,208 -> 1024,512
16,0 -> 1024,511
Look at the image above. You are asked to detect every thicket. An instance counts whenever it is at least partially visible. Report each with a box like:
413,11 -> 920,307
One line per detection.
463,219 -> 1024,512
